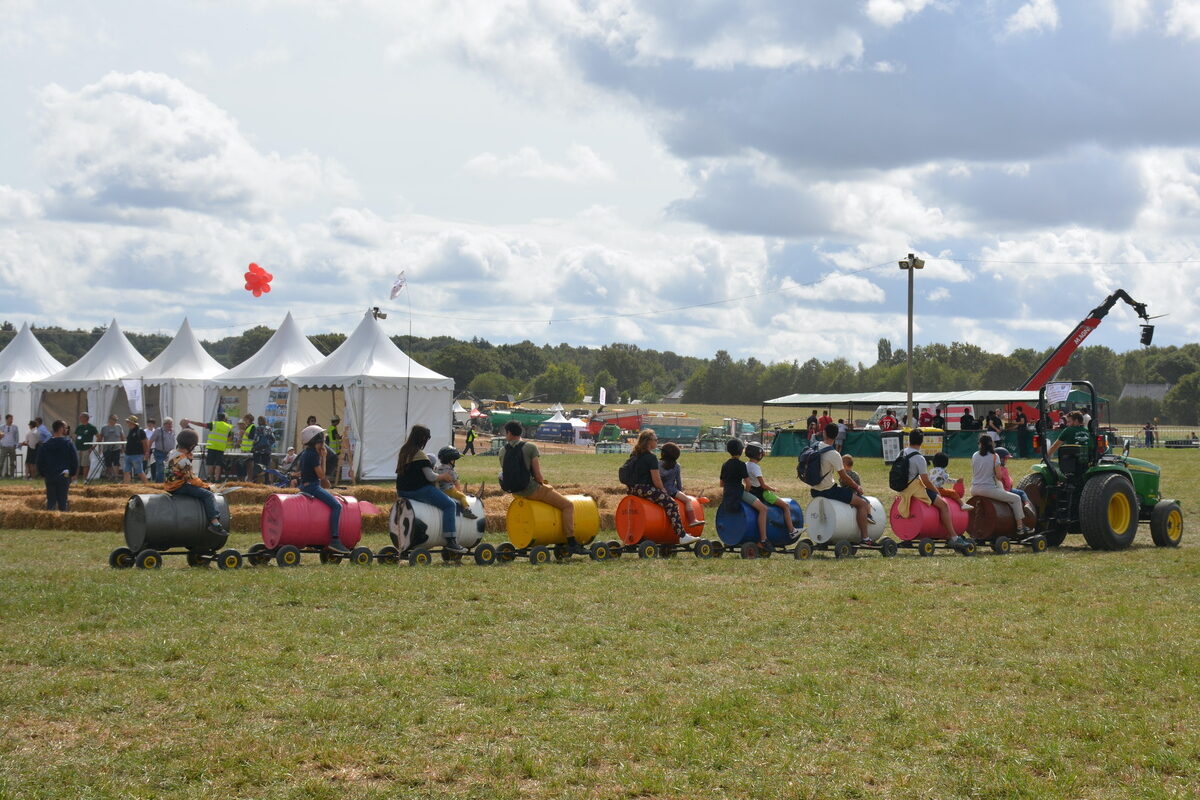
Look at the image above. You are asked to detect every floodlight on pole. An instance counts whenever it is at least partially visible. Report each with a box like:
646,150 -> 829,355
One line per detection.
898,253 -> 924,428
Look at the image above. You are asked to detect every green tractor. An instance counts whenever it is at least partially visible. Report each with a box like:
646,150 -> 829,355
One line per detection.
1018,381 -> 1183,550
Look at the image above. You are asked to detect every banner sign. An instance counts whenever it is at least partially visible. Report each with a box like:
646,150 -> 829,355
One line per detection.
122,379 -> 144,415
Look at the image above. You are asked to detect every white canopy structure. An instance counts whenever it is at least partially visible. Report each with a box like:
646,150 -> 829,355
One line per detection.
34,320 -> 148,425
0,323 -> 65,422
124,319 -> 225,424
204,312 -> 323,433
289,310 -> 454,480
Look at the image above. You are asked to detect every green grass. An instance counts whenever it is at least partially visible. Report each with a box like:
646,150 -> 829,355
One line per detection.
1,454 -> 1199,798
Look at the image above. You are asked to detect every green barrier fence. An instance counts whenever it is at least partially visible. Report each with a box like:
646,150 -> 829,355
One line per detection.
771,429 -> 1050,460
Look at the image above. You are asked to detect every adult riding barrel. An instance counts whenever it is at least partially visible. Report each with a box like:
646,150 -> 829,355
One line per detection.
966,497 -> 1046,553
257,493 -> 371,567
613,495 -> 716,558
713,498 -> 803,558
504,495 -> 602,564
799,496 -> 894,559
110,493 -> 238,570
383,494 -> 489,565
888,495 -> 973,556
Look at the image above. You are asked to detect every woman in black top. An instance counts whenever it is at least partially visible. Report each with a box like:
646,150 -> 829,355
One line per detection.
296,426 -> 348,553
624,429 -> 696,544
395,424 -> 464,553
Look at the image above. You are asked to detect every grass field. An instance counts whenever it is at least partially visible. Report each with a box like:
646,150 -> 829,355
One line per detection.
1,453 -> 1198,798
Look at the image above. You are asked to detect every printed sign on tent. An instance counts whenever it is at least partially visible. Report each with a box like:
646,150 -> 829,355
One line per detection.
122,379 -> 144,415
1045,382 -> 1072,406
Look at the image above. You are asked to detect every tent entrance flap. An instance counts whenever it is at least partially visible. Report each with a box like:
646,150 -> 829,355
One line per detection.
293,387 -> 345,450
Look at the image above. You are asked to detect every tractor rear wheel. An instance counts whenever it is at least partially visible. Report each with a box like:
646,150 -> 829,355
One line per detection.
1150,500 -> 1183,548
1079,473 -> 1139,550
1017,473 -> 1067,547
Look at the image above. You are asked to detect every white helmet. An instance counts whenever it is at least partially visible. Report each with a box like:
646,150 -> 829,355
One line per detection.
301,425 -> 325,445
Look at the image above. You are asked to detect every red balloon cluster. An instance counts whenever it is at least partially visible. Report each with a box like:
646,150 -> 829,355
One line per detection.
244,262 -> 273,297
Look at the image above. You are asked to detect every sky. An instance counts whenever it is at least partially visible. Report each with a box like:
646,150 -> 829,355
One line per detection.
2,0 -> 1200,366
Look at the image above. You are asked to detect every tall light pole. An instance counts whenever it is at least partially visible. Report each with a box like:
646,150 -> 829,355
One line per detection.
898,253 -> 924,427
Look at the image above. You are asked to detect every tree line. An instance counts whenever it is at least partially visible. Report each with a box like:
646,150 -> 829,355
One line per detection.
3,323 -> 1198,424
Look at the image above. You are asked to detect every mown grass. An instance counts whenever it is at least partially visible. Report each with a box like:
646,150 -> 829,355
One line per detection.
1,453 -> 1198,799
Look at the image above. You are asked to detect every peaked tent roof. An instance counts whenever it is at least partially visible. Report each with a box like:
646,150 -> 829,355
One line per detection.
0,322 -> 65,383
451,400 -> 468,413
127,318 -> 225,384
211,312 -> 323,386
37,319 -> 148,390
290,311 -> 453,389
544,411 -> 570,423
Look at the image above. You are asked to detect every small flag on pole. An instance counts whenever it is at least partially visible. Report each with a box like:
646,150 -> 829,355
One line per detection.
390,271 -> 407,299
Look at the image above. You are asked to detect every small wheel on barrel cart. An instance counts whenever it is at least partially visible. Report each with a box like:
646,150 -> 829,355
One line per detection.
608,540 -> 623,558
440,548 -> 463,564
694,539 -> 715,559
408,548 -> 433,566
833,540 -> 853,559
588,541 -> 609,561
991,536 -> 1012,555
376,545 -> 401,565
247,543 -> 271,567
319,549 -> 341,565
757,542 -> 773,558
711,541 -> 725,558
528,545 -> 552,565
878,539 -> 898,558
216,549 -> 243,570
793,539 -> 813,560
1027,535 -> 1048,553
108,547 -> 135,569
659,544 -> 677,559
916,538 -> 936,557
276,545 -> 302,567
349,547 -> 373,566
186,550 -> 207,568
553,544 -> 571,562
135,549 -> 162,570
473,543 -> 498,566
496,543 -> 517,563
739,541 -> 759,559
958,539 -> 976,556
637,540 -> 658,559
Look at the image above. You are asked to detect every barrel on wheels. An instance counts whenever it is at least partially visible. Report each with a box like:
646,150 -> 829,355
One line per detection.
505,495 -> 601,563
967,496 -> 1041,552
888,494 -> 972,555
613,495 -> 715,558
112,493 -> 236,570
713,498 -> 802,557
259,493 -> 369,566
388,495 -> 486,564
804,496 -> 887,547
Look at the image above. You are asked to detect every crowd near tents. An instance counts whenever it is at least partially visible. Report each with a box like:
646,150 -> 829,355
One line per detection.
2,311 -> 454,480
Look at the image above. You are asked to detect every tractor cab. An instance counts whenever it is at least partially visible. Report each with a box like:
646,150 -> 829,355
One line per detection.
1020,380 -> 1181,550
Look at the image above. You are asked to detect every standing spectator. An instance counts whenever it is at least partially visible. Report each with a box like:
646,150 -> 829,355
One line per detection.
122,416 -> 148,483
0,414 -> 19,478
35,417 -> 50,445
183,413 -> 233,482
878,409 -> 899,432
1014,407 -> 1030,458
73,412 -> 98,480
959,408 -> 977,431
985,409 -> 1004,445
806,410 -> 819,440
835,418 -> 848,452
1143,421 -> 1154,448
100,414 -> 124,480
250,416 -> 275,483
498,420 -> 582,553
325,416 -> 342,484
463,426 -> 477,456
153,418 -> 176,483
35,420 -> 77,511
817,409 -> 834,432
143,419 -> 159,480
23,420 -> 40,478
918,407 -> 933,427
930,406 -> 946,429
1081,406 -> 1093,429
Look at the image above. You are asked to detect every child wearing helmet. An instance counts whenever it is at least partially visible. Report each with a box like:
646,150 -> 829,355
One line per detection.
433,446 -> 478,520
745,443 -> 798,536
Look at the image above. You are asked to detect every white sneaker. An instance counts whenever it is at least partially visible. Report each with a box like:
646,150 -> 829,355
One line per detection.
678,533 -> 701,545
961,503 -> 974,511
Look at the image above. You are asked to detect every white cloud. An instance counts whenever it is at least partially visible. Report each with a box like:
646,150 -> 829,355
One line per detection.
0,186 -> 42,221
865,0 -> 937,28
1166,0 -> 1200,38
926,286 -> 950,301
1110,0 -> 1154,34
783,272 -> 886,303
1004,0 -> 1061,37
35,71 -> 354,218
463,145 -> 616,182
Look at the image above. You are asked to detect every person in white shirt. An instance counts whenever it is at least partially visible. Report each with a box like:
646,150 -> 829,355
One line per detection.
898,429 -> 967,547
0,414 -> 19,478
970,436 -> 1031,535
809,423 -> 874,543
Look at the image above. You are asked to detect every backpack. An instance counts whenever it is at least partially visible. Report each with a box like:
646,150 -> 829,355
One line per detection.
888,451 -> 916,492
251,427 -> 274,459
796,443 -> 834,486
618,453 -> 639,487
499,442 -> 531,493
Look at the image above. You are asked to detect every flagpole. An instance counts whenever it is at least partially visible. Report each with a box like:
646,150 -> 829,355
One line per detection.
404,287 -> 412,432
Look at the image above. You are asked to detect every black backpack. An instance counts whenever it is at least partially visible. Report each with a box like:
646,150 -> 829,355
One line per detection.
888,451 -> 916,492
618,454 -> 638,487
796,443 -> 834,486
499,442 -> 531,493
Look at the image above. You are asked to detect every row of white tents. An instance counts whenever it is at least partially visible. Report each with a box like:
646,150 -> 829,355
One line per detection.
0,311 -> 454,479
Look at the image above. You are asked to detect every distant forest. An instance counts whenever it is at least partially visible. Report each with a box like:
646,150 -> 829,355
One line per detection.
3,321 -> 1199,424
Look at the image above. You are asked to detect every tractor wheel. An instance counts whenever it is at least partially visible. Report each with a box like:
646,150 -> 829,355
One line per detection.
1016,473 -> 1066,546
1079,473 -> 1139,550
1150,501 -> 1183,548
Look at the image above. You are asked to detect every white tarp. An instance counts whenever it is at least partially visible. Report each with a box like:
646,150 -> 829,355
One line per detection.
0,323 -> 65,422
33,320 -> 148,425
126,318 -> 225,424
289,311 -> 454,480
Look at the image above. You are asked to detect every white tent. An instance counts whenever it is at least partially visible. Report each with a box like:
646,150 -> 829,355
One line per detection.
34,320 -> 148,425
452,400 -> 469,424
569,414 -> 589,445
546,402 -> 565,412
204,312 -> 323,438
0,323 -> 65,422
289,311 -> 454,480
124,318 -> 225,424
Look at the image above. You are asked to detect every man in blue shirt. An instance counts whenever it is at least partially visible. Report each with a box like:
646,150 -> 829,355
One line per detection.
35,417 -> 51,444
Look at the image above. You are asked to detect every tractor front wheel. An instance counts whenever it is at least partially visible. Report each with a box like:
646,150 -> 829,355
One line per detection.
1079,473 -> 1139,551
1150,500 -> 1183,548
